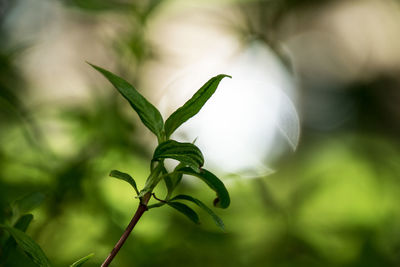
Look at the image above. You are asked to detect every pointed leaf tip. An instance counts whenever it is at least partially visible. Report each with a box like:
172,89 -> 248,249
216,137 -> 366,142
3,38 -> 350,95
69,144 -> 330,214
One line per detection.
88,63 -> 164,140
164,74 -> 231,138
109,170 -> 139,195
70,253 -> 94,267
176,167 -> 230,209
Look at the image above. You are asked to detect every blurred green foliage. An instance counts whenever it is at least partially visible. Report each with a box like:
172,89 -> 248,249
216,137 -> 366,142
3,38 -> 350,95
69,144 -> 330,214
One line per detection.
1,0 -> 400,266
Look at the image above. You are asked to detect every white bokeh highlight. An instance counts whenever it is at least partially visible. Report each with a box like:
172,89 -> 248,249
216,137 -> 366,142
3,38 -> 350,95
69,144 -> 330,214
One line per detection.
159,41 -> 300,178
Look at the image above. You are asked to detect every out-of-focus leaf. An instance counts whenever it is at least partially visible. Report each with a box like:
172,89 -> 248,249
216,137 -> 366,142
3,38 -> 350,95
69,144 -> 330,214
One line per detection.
163,174 -> 174,199
164,74 -> 231,138
109,170 -> 139,195
14,192 -> 45,214
167,202 -> 199,224
0,225 -> 51,267
89,63 -> 164,141
153,140 -> 204,170
177,167 -> 230,209
2,214 -> 34,260
70,253 -> 94,267
170,194 -> 225,230
65,0 -> 133,12
170,163 -> 185,188
14,214 -> 33,232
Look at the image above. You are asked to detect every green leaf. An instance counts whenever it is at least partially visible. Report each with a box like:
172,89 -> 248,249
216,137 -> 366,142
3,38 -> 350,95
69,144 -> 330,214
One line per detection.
167,202 -> 199,224
177,167 -> 230,209
170,171 -> 183,189
170,194 -> 225,230
0,225 -> 51,267
14,192 -> 45,214
14,214 -> 34,232
88,63 -> 164,140
2,214 -> 34,260
153,140 -> 204,170
160,164 -> 184,201
138,163 -> 167,198
170,163 -> 185,188
70,253 -> 94,267
163,173 -> 174,199
109,170 -> 139,195
164,74 -> 231,138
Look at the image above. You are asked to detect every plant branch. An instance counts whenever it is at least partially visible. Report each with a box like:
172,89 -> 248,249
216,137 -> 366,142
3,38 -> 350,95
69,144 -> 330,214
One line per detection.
101,193 -> 151,267
152,193 -> 167,203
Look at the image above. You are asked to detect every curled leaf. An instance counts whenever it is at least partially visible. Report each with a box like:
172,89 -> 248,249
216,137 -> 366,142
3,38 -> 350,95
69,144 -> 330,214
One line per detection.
153,140 -> 204,170
177,167 -> 230,209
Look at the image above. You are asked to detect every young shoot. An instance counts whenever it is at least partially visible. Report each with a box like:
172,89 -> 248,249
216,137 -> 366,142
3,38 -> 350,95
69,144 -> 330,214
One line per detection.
89,63 -> 231,267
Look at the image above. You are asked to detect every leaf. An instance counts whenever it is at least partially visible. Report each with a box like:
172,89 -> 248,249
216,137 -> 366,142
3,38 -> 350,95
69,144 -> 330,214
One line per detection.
170,171 -> 183,189
167,202 -> 199,224
109,170 -> 139,195
14,214 -> 34,232
2,214 -> 34,260
177,167 -> 230,209
164,74 -> 231,138
153,140 -> 204,170
138,163 -> 166,197
161,164 -> 184,200
170,163 -> 185,188
70,253 -> 94,267
14,192 -> 45,214
0,225 -> 51,267
170,194 -> 225,230
163,174 -> 174,198
88,63 -> 164,140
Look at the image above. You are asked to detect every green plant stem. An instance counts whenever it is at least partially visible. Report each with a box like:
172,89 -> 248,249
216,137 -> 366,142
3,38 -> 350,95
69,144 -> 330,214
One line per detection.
101,193 -> 151,267
101,160 -> 167,266
139,162 -> 165,196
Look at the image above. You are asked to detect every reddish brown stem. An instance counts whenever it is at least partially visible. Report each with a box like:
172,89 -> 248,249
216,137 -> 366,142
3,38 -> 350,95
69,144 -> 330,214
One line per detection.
101,194 -> 151,267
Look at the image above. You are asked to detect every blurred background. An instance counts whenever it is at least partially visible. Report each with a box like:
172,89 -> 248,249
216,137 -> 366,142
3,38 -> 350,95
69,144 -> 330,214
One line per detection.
1,0 -> 400,266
